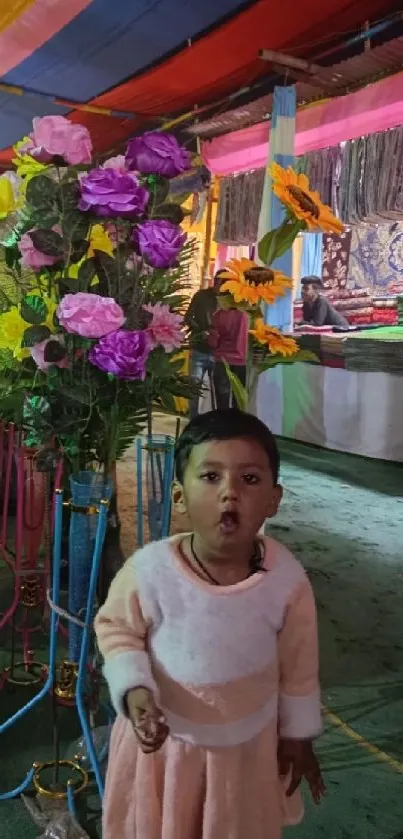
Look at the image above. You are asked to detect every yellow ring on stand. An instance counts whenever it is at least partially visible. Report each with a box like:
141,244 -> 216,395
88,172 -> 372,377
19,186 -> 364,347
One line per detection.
4,661 -> 48,686
33,760 -> 88,799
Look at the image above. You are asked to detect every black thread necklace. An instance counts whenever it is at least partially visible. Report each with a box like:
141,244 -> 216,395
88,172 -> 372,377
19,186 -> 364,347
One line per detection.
189,534 -> 265,586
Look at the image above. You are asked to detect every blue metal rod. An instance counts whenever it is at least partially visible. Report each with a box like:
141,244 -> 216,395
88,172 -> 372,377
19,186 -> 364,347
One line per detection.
136,437 -> 143,547
75,500 -> 109,800
162,441 -> 174,538
0,767 -> 35,800
0,491 -> 63,736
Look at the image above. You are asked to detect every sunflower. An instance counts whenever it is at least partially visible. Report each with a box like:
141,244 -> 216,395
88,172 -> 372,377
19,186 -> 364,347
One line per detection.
269,163 -> 344,235
220,259 -> 292,306
249,318 -> 298,357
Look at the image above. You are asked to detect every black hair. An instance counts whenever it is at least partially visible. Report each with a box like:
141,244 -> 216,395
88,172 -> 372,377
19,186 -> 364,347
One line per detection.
175,409 -> 280,485
213,269 -> 227,291
301,275 -> 323,288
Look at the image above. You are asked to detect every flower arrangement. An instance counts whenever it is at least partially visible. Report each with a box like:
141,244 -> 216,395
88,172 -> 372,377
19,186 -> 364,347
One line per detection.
0,115 -> 196,472
218,163 -> 344,407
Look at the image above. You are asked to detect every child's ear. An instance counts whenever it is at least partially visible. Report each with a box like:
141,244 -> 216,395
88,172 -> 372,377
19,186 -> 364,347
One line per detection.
171,480 -> 187,514
266,485 -> 283,519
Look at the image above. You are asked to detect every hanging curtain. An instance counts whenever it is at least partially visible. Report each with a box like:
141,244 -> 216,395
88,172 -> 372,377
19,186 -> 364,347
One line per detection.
214,169 -> 265,244
300,147 -> 342,216
301,233 -> 323,279
322,231 -> 352,291
257,85 -> 296,330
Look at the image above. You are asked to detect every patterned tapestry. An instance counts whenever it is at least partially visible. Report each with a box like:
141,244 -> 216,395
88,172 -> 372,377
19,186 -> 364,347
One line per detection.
322,231 -> 352,291
349,223 -> 403,294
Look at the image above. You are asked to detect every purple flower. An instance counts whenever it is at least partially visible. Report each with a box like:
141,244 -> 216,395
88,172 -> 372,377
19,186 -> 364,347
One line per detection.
133,220 -> 187,269
89,329 -> 150,380
79,168 -> 149,217
126,132 -> 191,179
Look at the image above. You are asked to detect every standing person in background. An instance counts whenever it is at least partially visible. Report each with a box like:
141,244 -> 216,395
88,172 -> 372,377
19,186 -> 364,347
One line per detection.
211,273 -> 249,410
185,282 -> 217,418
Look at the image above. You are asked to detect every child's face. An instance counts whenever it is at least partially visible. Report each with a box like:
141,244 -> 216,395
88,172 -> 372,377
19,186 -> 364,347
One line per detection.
173,437 -> 282,556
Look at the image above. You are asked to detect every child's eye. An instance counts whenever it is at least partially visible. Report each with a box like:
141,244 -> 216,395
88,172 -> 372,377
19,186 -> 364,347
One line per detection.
242,473 -> 260,485
200,471 -> 219,482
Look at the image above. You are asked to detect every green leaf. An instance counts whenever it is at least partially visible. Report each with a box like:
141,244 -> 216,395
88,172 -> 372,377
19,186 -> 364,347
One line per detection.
93,250 -> 117,295
223,361 -> 249,411
69,238 -> 88,264
58,181 -> 79,213
152,203 -> 184,224
4,243 -> 21,272
148,176 -> 170,208
77,257 -> 97,291
257,349 -> 319,373
62,213 -> 90,242
22,325 -> 51,347
23,395 -> 52,429
20,294 -> 48,325
25,175 -> 57,211
29,228 -> 64,258
258,220 -> 303,265
43,340 -> 66,363
64,386 -> 91,405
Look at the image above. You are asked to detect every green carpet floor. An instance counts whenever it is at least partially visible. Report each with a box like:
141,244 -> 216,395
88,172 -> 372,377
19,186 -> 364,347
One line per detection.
0,439 -> 402,838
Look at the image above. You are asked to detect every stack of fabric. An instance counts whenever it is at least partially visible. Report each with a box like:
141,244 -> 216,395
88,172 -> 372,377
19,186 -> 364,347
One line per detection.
372,298 -> 398,326
397,296 -> 403,326
319,334 -> 346,369
293,301 -> 303,324
344,330 -> 403,375
327,288 -> 374,326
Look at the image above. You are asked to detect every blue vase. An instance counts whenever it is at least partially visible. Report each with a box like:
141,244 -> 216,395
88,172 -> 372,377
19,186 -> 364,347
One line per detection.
68,471 -> 113,662
136,435 -> 175,547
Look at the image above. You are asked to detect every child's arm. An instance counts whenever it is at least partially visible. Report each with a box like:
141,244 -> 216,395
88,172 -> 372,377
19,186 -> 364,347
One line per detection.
95,556 -> 169,752
278,577 -> 325,803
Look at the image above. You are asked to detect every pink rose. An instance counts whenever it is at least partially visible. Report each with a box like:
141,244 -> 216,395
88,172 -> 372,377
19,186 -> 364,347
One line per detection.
57,292 -> 125,339
30,336 -> 68,371
102,155 -> 127,172
23,116 -> 92,166
19,228 -> 60,270
143,303 -> 184,353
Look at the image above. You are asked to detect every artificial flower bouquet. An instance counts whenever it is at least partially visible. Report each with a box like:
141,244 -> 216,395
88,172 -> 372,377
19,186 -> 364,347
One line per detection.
217,162 -> 344,407
0,116 -> 197,471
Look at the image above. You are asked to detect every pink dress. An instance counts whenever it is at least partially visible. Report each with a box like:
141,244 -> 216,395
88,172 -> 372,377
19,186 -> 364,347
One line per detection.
95,535 -> 322,839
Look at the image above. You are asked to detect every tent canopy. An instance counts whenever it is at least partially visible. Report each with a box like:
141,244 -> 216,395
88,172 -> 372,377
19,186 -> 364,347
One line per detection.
0,0 -> 399,162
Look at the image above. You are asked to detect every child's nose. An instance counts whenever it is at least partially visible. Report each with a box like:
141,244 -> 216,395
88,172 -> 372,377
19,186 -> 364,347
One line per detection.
220,474 -> 239,500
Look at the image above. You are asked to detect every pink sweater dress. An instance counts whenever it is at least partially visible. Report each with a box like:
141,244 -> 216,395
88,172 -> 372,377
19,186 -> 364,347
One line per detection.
95,535 -> 322,839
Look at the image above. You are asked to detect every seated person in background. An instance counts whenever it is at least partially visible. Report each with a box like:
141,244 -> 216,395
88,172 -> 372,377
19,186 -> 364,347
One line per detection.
301,276 -> 349,328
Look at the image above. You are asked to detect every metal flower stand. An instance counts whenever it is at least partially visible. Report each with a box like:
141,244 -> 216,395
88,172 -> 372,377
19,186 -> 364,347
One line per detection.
136,434 -> 175,546
0,486 -> 111,816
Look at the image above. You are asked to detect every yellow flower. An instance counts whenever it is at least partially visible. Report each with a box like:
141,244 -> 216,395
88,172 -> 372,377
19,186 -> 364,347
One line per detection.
12,138 -> 48,182
0,308 -> 29,360
87,224 -> 114,258
0,175 -> 18,219
249,318 -> 298,357
269,163 -> 344,235
220,258 -> 292,306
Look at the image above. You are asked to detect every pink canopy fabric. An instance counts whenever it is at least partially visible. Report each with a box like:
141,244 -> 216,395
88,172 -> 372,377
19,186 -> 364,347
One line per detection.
202,71 -> 403,175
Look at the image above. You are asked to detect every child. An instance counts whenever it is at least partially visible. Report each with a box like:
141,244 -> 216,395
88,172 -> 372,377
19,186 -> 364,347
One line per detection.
95,409 -> 325,839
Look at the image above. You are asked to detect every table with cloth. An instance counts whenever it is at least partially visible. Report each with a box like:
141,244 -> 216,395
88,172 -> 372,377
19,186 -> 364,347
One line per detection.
256,328 -> 403,462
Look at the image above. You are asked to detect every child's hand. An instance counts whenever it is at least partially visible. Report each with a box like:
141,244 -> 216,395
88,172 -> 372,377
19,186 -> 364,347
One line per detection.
278,738 -> 326,805
126,687 -> 169,753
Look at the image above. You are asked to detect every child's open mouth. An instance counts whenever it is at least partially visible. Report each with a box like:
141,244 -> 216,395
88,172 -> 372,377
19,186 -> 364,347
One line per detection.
219,510 -> 239,535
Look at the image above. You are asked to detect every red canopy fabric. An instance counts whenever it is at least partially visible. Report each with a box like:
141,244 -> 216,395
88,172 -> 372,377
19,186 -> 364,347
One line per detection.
0,0 -> 397,164
67,0 -> 395,153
